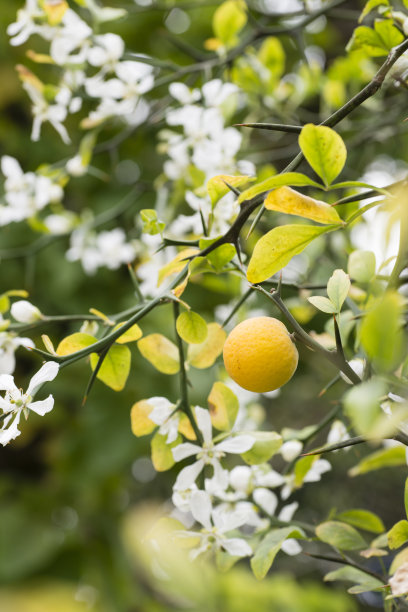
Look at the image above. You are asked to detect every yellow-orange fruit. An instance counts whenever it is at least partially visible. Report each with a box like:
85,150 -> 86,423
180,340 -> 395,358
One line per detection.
223,316 -> 298,393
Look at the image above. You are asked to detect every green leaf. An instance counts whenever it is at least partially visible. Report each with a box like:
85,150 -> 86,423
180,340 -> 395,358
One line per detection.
264,186 -> 342,225
241,432 -> 282,465
151,432 -> 181,471
343,378 -> 386,436
90,344 -> 131,391
294,455 -> 318,487
247,223 -> 336,284
307,296 -> 338,314
335,510 -> 385,534
213,0 -> 247,48
299,124 -> 347,186
208,381 -> 239,431
257,36 -> 285,80
187,322 -> 226,369
348,250 -> 376,283
199,238 -> 236,271
113,322 -> 143,344
157,248 -> 199,286
316,521 -> 366,551
140,209 -> 165,235
324,565 -> 383,593
137,334 -> 180,374
327,269 -> 350,312
238,172 -> 322,204
176,311 -> 208,344
360,291 -> 406,372
388,520 -> 408,550
251,526 -> 305,580
130,399 -> 156,437
347,21 -> 403,57
349,446 -> 407,477
359,0 -> 389,23
207,174 -> 255,207
56,332 -> 97,356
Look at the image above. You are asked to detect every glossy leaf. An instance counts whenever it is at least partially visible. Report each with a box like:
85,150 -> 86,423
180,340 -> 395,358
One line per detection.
113,322 -> 143,344
299,124 -> 347,186
176,311 -> 208,344
187,323 -> 226,369
137,334 -> 180,374
336,509 -> 385,534
56,332 -> 97,356
130,400 -> 156,437
308,296 -> 337,314
151,432 -> 181,472
316,521 -> 366,551
238,172 -> 322,204
207,174 -> 254,207
251,526 -> 305,580
264,186 -> 341,224
90,344 -> 131,391
241,432 -> 282,465
327,269 -> 350,312
349,446 -> 407,477
208,382 -> 239,431
388,520 -> 408,550
247,223 -> 336,284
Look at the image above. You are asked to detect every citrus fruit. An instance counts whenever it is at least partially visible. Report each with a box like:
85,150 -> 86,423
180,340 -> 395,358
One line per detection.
222,316 -> 298,393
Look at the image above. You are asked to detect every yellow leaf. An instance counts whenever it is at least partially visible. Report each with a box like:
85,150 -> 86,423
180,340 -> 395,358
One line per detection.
90,344 -> 131,391
207,174 -> 255,207
41,334 -> 56,355
56,332 -> 97,356
113,322 -> 143,344
178,412 -> 196,440
151,432 -> 181,471
208,381 -> 239,431
130,400 -> 156,437
89,308 -> 114,325
265,186 -> 341,225
187,323 -> 226,369
137,334 -> 180,374
157,248 -> 199,287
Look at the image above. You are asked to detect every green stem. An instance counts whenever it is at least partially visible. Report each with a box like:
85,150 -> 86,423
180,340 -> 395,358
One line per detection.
172,301 -> 202,444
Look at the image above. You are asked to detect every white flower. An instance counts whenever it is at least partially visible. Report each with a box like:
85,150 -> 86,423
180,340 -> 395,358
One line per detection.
49,9 -> 92,65
7,0 -> 47,46
280,440 -> 303,462
66,155 -> 88,177
11,300 -> 42,323
177,490 -> 252,559
66,226 -> 136,274
327,420 -> 350,447
172,406 -> 254,491
278,502 -> 302,556
281,459 -> 331,500
87,33 -> 125,69
340,358 -> 365,384
0,156 -> 63,225
0,361 -> 59,445
0,332 -> 34,375
147,397 -> 179,444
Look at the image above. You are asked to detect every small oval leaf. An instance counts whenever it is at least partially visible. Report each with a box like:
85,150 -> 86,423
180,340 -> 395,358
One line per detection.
187,323 -> 226,369
299,124 -> 347,186
265,186 -> 341,225
208,382 -> 239,431
137,334 -> 180,374
176,311 -> 208,344
90,344 -> 131,391
316,521 -> 366,551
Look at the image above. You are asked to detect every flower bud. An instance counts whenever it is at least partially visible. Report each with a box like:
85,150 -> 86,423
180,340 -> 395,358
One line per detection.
11,300 -> 42,323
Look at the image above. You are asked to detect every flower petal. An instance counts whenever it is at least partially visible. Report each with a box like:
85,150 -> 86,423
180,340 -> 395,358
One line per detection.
253,488 -> 278,516
172,442 -> 200,462
216,435 -> 254,454
27,361 -> 59,395
0,412 -> 21,446
0,374 -> 18,393
194,406 -> 212,444
174,459 -> 204,490
281,539 -> 302,556
190,490 -> 212,530
222,537 -> 252,557
28,395 -> 54,416
279,501 -> 299,522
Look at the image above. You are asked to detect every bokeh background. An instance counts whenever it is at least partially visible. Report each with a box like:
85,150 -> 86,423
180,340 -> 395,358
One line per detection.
1,1 -> 407,610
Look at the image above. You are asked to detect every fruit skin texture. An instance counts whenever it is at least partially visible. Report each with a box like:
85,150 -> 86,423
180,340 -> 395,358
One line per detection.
223,316 -> 298,393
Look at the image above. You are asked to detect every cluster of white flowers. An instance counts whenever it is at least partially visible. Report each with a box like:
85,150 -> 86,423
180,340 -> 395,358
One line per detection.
0,156 -> 63,226
9,2 -> 154,143
161,79 -> 255,238
138,398 -> 332,561
66,225 -> 137,275
0,361 -> 59,445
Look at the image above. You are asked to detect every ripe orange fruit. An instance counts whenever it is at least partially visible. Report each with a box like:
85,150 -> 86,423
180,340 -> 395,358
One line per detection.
223,316 -> 298,393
